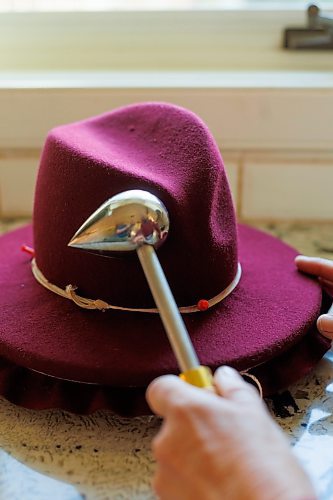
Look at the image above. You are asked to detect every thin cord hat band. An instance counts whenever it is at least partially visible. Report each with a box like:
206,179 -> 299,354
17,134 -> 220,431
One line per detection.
31,258 -> 242,314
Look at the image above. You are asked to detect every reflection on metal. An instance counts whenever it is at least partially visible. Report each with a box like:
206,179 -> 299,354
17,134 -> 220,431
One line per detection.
68,190 -> 169,253
284,4 -> 333,49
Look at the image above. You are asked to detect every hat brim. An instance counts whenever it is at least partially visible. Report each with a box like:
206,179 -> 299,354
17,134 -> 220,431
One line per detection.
0,224 -> 330,406
0,318 -> 329,417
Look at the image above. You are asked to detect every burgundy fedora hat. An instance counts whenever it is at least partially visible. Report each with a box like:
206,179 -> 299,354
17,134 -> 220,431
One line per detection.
0,102 -> 330,416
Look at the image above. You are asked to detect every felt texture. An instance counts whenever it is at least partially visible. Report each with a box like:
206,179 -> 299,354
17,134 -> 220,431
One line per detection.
0,317 -> 329,417
0,102 -> 330,416
0,223 -> 328,388
34,103 -> 238,309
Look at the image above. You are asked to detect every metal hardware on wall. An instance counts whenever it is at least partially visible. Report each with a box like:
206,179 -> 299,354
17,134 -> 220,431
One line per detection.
284,4 -> 333,49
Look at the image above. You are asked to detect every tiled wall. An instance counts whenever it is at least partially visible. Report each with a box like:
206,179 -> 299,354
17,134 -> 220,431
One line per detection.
223,152 -> 333,222
1,149 -> 333,221
1,79 -> 332,222
0,154 -> 39,216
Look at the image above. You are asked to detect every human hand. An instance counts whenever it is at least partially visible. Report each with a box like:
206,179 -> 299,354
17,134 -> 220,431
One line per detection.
295,255 -> 333,340
146,367 -> 316,500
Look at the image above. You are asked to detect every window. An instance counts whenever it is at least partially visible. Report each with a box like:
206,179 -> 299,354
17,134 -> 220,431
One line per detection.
0,0 -> 333,149
0,1 -> 332,219
1,2 -> 333,71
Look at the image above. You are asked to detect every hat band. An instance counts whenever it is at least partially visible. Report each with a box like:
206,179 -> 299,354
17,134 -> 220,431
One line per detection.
31,258 -> 242,314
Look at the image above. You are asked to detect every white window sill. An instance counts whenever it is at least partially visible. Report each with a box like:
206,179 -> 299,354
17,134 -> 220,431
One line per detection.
1,70 -> 333,89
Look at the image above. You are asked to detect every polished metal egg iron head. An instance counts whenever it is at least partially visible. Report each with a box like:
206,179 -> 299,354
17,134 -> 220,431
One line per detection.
68,189 -> 212,387
68,189 -> 169,253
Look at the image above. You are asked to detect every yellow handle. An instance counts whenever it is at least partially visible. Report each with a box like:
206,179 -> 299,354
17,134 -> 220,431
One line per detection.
180,365 -> 214,389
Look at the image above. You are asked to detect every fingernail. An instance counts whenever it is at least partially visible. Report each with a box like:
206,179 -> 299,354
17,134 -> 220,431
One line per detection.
295,255 -> 311,263
317,315 -> 333,335
317,316 -> 323,332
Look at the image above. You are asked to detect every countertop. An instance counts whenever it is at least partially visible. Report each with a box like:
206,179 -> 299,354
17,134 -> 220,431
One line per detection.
0,219 -> 332,500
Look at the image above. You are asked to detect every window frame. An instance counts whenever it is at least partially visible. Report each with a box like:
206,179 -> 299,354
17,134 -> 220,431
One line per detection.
1,7 -> 333,72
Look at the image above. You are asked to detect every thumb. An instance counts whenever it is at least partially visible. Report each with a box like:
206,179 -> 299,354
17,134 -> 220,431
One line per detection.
146,374 -> 212,417
214,366 -> 261,403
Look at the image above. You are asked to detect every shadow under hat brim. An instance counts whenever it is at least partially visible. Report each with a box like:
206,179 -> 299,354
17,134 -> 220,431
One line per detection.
0,223 -> 330,394
0,318 -> 329,417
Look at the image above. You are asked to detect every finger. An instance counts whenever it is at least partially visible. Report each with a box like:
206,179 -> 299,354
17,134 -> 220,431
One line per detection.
295,256 -> 333,283
214,366 -> 260,403
146,374 -> 212,417
317,309 -> 333,340
153,463 -> 192,500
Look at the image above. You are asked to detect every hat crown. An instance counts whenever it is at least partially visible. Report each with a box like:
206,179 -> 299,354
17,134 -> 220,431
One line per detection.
33,102 -> 238,308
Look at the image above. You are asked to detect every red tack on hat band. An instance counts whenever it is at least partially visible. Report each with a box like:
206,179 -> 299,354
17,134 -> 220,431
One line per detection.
21,244 -> 35,257
197,299 -> 209,311
31,258 -> 242,314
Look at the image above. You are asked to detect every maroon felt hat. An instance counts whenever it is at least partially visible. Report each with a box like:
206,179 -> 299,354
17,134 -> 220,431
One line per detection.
0,102 -> 330,416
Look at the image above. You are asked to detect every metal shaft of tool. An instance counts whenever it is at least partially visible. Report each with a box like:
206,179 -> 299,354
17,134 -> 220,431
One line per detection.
137,244 -> 200,373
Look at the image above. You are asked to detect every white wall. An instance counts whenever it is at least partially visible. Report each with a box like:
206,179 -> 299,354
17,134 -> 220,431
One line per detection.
1,73 -> 333,221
